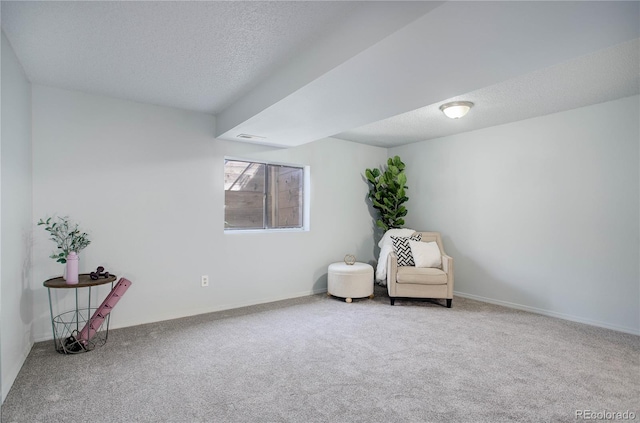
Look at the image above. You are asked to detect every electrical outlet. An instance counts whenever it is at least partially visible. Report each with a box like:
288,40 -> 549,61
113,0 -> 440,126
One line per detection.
201,275 -> 209,287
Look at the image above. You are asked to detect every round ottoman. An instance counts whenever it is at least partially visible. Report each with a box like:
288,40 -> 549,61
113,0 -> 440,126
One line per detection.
327,262 -> 374,303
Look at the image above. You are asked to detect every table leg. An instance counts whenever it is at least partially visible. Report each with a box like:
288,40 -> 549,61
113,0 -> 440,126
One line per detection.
47,288 -> 57,351
88,286 -> 92,319
75,288 -> 79,333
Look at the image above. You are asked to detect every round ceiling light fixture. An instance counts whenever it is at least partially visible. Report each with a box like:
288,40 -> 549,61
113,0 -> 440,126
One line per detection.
439,101 -> 474,119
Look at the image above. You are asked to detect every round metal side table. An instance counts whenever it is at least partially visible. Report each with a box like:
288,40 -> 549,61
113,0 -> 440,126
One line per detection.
44,274 -> 116,354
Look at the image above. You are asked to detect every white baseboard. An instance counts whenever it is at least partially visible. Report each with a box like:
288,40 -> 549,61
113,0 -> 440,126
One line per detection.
454,291 -> 639,336
33,287 -> 328,343
34,287 -> 635,344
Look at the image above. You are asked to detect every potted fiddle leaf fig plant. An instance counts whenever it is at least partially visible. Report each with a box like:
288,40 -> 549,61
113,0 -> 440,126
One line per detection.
37,216 -> 91,264
365,155 -> 409,231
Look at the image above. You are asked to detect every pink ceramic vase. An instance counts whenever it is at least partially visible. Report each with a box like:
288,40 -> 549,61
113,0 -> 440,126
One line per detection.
65,252 -> 79,284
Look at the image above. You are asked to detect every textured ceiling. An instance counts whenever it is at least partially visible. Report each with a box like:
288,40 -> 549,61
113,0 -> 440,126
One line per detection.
2,1 -> 639,148
213,1 -> 639,147
0,1 -> 362,113
334,39 -> 640,147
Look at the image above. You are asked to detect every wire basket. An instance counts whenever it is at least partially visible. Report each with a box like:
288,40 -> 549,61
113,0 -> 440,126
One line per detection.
52,308 -> 110,354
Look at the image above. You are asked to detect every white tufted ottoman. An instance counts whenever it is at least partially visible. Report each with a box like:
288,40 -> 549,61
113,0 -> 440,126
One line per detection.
327,262 -> 374,303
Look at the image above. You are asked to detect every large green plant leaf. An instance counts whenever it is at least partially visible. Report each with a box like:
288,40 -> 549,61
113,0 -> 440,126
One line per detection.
376,220 -> 388,230
365,169 -> 376,184
372,199 -> 390,212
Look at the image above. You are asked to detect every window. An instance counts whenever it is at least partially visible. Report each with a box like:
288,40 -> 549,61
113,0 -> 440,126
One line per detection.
224,159 -> 305,230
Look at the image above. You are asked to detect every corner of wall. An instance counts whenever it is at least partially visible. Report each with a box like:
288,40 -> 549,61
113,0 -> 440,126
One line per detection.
1,30 -> 35,404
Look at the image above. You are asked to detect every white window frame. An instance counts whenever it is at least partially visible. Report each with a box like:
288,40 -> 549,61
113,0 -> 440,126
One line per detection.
224,157 -> 310,233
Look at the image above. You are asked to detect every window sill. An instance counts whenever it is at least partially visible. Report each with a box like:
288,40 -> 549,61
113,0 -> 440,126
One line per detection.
224,227 -> 308,234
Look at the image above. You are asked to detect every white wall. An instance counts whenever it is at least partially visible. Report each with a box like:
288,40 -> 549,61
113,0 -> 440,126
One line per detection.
1,32 -> 33,402
391,96 -> 640,334
31,85 -> 386,341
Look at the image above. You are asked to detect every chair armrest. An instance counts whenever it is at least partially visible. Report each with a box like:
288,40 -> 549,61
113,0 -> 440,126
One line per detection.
387,252 -> 398,295
442,254 -> 453,274
442,254 -> 454,298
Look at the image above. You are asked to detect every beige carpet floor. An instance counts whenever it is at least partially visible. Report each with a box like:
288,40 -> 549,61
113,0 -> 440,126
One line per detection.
2,285 -> 638,422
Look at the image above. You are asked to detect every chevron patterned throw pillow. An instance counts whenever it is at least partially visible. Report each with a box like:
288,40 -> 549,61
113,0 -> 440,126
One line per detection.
391,233 -> 422,266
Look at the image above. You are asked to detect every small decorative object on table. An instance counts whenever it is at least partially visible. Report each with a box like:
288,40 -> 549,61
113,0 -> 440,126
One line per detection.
90,266 -> 110,280
65,252 -> 79,284
344,254 -> 356,265
37,215 -> 91,284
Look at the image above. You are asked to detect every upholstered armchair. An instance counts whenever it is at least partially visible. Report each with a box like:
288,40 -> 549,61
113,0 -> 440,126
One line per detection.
387,231 -> 454,307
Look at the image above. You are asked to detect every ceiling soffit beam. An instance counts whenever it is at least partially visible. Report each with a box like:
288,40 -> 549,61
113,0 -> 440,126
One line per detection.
218,1 -> 639,147
215,1 -> 443,141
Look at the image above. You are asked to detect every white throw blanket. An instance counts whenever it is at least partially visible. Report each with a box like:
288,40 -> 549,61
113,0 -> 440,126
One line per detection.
376,228 -> 415,285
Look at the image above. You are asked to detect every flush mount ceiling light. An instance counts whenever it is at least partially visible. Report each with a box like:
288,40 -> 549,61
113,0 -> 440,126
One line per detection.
439,101 -> 474,119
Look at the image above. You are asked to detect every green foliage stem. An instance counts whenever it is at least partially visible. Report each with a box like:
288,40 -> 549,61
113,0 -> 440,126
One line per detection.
37,216 -> 91,263
364,155 -> 409,231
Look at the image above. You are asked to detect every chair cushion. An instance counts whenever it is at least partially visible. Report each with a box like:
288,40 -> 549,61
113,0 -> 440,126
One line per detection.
391,234 -> 422,266
396,266 -> 447,285
409,240 -> 442,268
